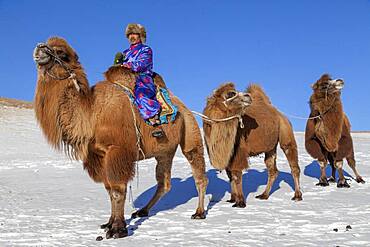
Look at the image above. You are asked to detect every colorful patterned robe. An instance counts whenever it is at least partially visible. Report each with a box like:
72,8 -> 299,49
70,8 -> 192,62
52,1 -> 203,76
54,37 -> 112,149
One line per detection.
122,43 -> 161,120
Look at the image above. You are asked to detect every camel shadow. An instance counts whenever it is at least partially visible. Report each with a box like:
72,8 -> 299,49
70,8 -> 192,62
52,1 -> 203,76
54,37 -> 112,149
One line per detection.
241,168 -> 296,200
126,168 -> 297,235
304,161 -> 354,182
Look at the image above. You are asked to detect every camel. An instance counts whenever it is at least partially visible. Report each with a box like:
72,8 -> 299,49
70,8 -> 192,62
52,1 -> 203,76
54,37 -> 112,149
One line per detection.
305,74 -> 365,187
203,83 -> 302,207
33,37 -> 208,239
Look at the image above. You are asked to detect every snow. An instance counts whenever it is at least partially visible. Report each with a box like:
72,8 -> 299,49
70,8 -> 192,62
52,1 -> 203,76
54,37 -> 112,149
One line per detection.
0,105 -> 369,246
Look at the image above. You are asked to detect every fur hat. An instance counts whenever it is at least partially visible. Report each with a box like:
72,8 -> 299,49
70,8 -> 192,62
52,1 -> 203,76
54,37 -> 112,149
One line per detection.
125,23 -> 146,43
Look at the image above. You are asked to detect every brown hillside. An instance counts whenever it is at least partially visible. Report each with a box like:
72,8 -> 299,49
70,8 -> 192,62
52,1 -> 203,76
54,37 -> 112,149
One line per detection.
0,97 -> 33,109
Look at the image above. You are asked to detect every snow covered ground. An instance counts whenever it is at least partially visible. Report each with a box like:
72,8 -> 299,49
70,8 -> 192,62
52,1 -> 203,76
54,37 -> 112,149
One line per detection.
0,105 -> 369,246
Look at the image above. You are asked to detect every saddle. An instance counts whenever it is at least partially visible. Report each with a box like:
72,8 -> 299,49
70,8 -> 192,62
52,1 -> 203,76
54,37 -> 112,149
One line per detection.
105,66 -> 178,125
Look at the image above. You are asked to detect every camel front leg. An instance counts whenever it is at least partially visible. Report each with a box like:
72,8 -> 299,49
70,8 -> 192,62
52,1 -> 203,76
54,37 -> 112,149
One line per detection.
131,152 -> 175,218
100,184 -> 114,230
105,184 -> 128,239
225,168 -> 236,203
316,160 -> 329,186
227,169 -> 245,208
336,161 -> 350,188
256,150 -> 278,200
328,155 -> 336,183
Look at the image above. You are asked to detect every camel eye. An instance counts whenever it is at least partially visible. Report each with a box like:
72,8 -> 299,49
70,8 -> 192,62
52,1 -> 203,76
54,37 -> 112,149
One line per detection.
225,91 -> 237,99
321,82 -> 330,88
56,50 -> 69,62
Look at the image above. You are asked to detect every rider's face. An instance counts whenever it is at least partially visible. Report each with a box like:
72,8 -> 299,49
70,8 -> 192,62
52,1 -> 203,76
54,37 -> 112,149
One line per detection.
128,33 -> 141,45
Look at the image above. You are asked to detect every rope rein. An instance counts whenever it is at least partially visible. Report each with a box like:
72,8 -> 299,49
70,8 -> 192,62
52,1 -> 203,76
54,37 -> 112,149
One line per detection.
191,110 -> 245,128
277,111 -> 323,120
279,96 -> 337,121
111,81 -> 146,211
39,43 -> 81,92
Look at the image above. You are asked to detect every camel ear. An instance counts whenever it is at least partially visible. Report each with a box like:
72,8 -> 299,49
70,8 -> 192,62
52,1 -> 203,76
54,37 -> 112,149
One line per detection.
311,83 -> 317,89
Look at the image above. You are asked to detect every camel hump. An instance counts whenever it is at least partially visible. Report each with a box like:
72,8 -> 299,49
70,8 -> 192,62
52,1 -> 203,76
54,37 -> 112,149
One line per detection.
104,66 -> 167,90
246,84 -> 271,104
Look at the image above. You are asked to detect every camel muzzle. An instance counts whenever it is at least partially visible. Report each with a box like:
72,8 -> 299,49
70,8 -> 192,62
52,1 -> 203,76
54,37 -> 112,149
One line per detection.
33,43 -> 51,65
241,92 -> 252,106
332,79 -> 344,90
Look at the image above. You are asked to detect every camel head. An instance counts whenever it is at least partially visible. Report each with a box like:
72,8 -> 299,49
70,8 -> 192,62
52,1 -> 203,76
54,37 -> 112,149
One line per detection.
206,82 -> 252,115
311,74 -> 344,96
203,83 -> 252,171
33,37 -> 80,69
33,37 -> 89,95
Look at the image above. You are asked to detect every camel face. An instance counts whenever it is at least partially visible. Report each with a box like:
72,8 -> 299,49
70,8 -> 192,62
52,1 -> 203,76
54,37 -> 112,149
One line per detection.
224,91 -> 252,110
33,43 -> 52,65
210,83 -> 252,113
311,74 -> 344,94
33,37 -> 78,67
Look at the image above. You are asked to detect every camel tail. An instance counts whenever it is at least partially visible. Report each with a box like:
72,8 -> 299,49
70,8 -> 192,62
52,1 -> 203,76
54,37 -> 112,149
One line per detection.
246,84 -> 271,105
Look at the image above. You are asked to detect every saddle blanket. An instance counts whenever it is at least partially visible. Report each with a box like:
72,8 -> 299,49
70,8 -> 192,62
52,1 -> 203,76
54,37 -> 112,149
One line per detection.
113,82 -> 178,126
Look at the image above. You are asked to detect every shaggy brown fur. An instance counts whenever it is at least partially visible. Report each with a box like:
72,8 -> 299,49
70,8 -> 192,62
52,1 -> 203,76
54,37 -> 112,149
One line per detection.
305,74 -> 365,187
33,37 -> 208,239
203,83 -> 302,207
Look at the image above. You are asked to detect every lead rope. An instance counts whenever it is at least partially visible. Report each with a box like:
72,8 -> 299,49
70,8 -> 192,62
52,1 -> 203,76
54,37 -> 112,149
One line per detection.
278,97 -> 337,121
127,93 -> 146,211
111,81 -> 146,211
191,111 -> 245,128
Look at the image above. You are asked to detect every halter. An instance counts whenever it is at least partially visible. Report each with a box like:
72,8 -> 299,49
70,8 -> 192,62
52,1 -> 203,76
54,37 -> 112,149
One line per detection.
37,43 -> 80,92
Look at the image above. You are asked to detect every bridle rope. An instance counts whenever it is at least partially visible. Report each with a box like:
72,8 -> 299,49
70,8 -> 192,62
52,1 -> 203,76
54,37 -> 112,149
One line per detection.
191,111 -> 245,129
37,43 -> 80,92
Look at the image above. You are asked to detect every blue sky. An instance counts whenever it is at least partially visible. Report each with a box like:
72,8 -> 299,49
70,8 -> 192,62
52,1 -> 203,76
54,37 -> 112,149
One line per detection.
1,0 -> 370,130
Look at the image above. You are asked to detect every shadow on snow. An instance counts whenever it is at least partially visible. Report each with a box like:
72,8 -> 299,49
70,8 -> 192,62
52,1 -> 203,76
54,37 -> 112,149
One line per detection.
126,168 -> 297,236
304,160 -> 354,183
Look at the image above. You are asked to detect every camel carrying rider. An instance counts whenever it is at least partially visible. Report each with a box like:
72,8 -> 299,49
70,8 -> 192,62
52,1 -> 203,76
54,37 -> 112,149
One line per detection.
114,23 -> 164,137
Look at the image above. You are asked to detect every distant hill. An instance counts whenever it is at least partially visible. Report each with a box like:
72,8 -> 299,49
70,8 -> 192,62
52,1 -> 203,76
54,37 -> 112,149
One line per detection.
0,97 -> 368,133
0,97 -> 33,109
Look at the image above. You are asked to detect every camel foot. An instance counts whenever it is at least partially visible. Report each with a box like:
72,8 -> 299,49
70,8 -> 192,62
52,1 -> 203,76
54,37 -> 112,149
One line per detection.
316,178 -> 329,187
356,176 -> 365,184
327,176 -> 336,183
232,201 -> 246,208
291,194 -> 303,201
131,209 -> 149,219
191,212 -> 206,219
337,180 -> 350,188
106,227 -> 128,239
100,221 -> 113,230
255,193 -> 269,200
226,198 -> 236,203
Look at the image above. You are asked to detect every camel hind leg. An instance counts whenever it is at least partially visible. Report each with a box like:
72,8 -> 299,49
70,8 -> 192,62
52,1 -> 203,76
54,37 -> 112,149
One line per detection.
281,144 -> 303,201
278,117 -> 302,200
346,151 -> 365,184
256,149 -> 278,200
180,111 -> 208,219
131,150 -> 176,218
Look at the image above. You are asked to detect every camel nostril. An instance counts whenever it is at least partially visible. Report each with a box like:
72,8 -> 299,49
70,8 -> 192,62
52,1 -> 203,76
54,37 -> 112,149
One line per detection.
244,93 -> 252,102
